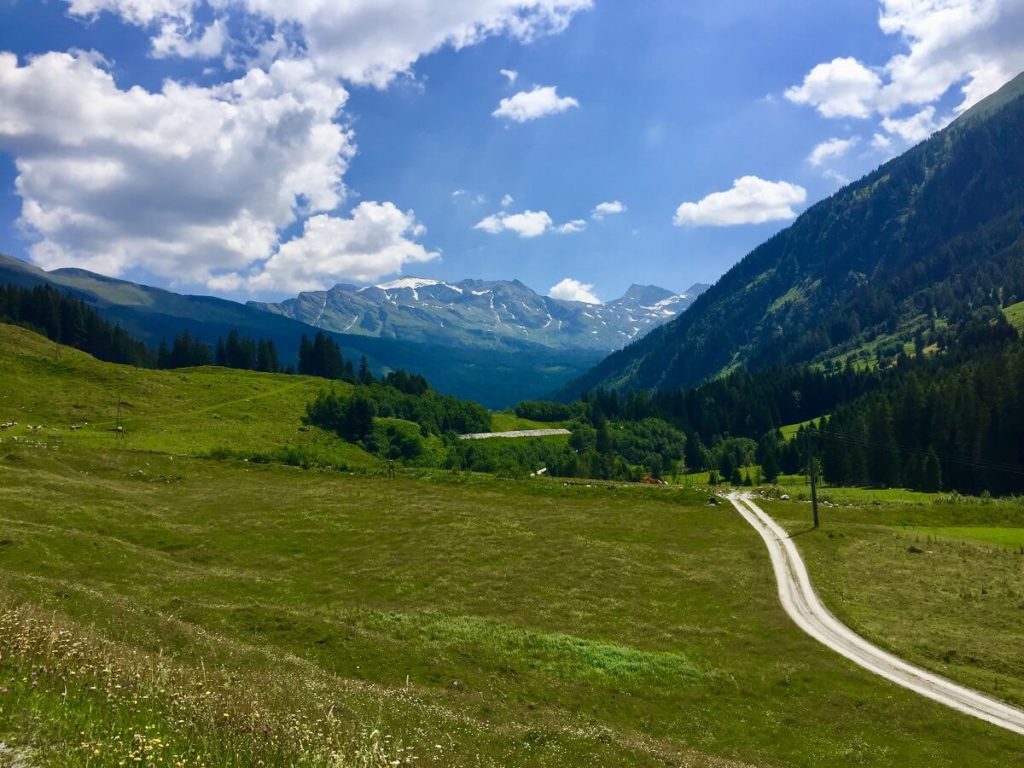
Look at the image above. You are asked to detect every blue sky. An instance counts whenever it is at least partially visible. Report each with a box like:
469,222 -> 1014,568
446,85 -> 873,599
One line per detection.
0,1 -> 1021,303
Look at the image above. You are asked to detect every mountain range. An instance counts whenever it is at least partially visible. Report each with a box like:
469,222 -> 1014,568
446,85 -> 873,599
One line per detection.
564,71 -> 1024,396
0,253 -> 702,408
6,71 -> 1024,410
253,279 -> 706,352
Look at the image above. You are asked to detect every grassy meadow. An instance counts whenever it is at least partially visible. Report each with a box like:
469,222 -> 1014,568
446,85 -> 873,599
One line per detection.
1004,299 -> 1024,332
764,494 -> 1024,710
0,324 -> 379,471
1,322 -> 1023,766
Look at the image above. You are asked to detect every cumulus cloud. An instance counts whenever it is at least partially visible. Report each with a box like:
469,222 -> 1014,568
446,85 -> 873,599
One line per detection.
787,1 -> 1024,143
807,137 -> 860,167
673,176 -> 807,227
549,277 -> 600,304
881,106 -> 945,142
493,85 -> 579,122
500,68 -> 518,83
500,194 -> 514,208
555,219 -> 586,234
65,0 -> 196,25
473,208 -> 584,237
151,18 -> 228,59
65,1 -> 594,88
244,202 -> 439,292
872,133 -> 894,152
0,51 -> 353,286
591,200 -> 626,219
785,57 -> 882,119
3,2 -> 592,295
474,210 -> 553,237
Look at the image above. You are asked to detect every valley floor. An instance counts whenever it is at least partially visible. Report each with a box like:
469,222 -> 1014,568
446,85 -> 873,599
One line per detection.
0,445 -> 1022,767
0,323 -> 1022,766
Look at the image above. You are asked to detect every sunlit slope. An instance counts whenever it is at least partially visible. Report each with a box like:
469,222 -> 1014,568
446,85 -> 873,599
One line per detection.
0,322 -> 378,468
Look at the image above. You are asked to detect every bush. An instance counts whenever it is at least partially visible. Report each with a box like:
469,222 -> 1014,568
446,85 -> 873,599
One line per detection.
514,400 -> 578,422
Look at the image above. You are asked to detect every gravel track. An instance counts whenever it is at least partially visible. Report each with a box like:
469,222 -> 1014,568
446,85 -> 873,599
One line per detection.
728,491 -> 1024,736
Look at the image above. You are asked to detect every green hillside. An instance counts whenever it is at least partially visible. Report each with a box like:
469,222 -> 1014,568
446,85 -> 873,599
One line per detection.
1004,299 -> 1024,332
2,322 -> 1023,765
0,254 -> 602,409
0,322 -> 378,470
567,71 -> 1024,395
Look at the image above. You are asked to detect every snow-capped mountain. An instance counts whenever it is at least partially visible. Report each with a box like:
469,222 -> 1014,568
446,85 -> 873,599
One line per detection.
251,278 -> 709,352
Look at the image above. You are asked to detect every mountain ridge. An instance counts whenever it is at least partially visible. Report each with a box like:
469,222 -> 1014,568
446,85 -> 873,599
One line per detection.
0,253 -> 603,407
562,70 -> 1024,397
252,278 -> 709,352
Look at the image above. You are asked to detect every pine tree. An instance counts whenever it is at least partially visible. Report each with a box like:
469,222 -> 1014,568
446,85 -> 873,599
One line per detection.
358,355 -> 373,385
342,391 -> 376,442
298,334 -> 314,376
867,402 -> 899,487
922,448 -> 943,492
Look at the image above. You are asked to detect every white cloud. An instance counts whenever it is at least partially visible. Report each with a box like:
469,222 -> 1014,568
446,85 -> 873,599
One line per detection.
5,2 -> 593,298
875,0 -> 1024,114
785,57 -> 882,119
549,277 -> 600,304
673,176 -> 807,227
474,210 -> 553,237
500,68 -> 518,83
65,0 -> 196,25
807,137 -> 860,167
151,18 -> 228,59
872,132 -> 894,151
822,168 -> 851,186
0,51 -> 353,287
493,85 -> 579,122
500,193 -> 514,208
591,200 -> 626,219
66,1 -> 594,88
451,189 -> 468,198
787,1 -> 1024,134
473,208 -> 584,237
556,219 -> 586,234
880,106 -> 946,142
244,202 -> 438,293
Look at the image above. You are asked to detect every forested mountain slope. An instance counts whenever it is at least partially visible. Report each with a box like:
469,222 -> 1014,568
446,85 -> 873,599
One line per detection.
565,72 -> 1024,395
0,254 -> 599,407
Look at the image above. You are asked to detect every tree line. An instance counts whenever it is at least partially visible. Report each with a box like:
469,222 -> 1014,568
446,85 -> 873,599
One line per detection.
0,282 -> 379,386
304,370 -> 492,456
0,284 -> 153,366
559,308 -> 1024,494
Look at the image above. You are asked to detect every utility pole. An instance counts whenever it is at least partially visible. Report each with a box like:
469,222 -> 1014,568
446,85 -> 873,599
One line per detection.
115,397 -> 124,439
809,440 -> 820,529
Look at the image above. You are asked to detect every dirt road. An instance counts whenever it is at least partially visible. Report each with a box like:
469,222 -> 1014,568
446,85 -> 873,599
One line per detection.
727,491 -> 1024,735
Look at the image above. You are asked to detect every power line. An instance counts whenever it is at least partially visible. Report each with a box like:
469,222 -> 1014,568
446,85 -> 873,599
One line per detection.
803,426 -> 1024,479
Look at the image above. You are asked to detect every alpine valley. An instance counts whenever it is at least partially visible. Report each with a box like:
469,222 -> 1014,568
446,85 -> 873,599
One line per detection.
0,252 -> 703,408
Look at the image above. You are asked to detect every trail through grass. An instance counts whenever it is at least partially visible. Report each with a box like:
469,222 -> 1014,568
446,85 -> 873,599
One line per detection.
2,322 -> 1023,766
766,495 -> 1024,710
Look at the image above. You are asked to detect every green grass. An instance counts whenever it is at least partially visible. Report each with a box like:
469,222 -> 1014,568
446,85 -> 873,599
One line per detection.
0,322 -> 380,471
764,495 -> 1024,710
911,526 -> 1024,549
1003,300 -> 1024,332
779,418 -> 822,441
3,447 -> 1023,766
489,411 -> 568,432
775,482 -> 944,505
2,322 -> 1024,766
